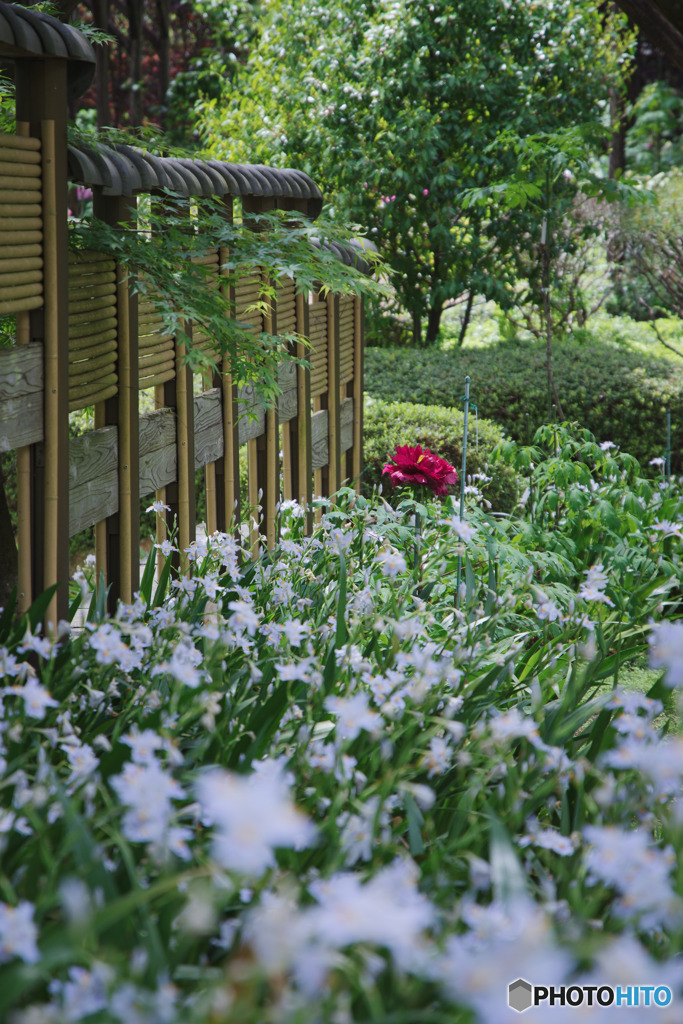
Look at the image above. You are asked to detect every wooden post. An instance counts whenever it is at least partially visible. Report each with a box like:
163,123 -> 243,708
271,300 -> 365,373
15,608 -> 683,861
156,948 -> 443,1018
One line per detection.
16,61 -> 70,629
15,121 -> 33,616
93,193 -> 140,611
351,294 -> 364,493
325,292 -> 341,496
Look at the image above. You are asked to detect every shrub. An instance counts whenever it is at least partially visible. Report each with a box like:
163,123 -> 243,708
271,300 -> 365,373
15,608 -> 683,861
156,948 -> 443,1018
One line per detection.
365,337 -> 683,472
362,397 -> 520,513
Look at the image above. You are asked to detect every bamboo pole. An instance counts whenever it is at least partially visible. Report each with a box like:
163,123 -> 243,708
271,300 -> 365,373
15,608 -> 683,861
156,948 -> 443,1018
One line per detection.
175,332 -> 193,565
296,289 -> 313,533
117,259 -> 135,603
216,219 -> 241,538
94,401 -> 106,582
262,273 -> 278,551
326,291 -> 341,495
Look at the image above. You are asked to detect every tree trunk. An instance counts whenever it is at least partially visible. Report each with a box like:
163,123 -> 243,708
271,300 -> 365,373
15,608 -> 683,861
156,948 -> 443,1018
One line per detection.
457,290 -> 474,347
411,309 -> 422,346
127,0 -> 144,126
425,302 -> 443,346
541,237 -> 565,422
93,0 -> 112,127
608,84 -> 627,179
156,0 -> 170,121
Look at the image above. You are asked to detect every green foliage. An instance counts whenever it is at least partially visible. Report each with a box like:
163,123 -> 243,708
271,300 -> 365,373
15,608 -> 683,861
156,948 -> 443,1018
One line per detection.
494,422 -> 681,586
0,452 -> 682,1021
364,338 -> 683,471
608,168 -> 683,326
199,0 -> 632,345
70,201 -> 383,402
626,80 -> 683,175
362,398 -> 520,513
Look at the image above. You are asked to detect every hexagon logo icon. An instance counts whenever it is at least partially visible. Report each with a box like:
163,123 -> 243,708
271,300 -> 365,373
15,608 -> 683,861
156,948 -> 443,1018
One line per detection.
508,978 -> 533,1013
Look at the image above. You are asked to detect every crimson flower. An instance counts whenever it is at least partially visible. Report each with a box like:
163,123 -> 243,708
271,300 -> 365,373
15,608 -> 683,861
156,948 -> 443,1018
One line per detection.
382,445 -> 458,496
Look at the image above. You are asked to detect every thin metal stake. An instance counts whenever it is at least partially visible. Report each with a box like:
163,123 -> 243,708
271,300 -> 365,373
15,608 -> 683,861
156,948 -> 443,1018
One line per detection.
456,376 -> 471,606
666,410 -> 671,480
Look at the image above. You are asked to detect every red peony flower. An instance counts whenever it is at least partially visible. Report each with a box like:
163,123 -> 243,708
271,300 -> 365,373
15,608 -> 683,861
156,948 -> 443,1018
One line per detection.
382,445 -> 458,496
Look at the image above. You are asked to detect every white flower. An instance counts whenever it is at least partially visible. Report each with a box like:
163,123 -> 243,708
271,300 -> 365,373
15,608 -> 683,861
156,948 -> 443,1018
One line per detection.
19,678 -> 58,720
111,761 -> 185,848
649,620 -> 683,687
121,727 -> 164,764
583,825 -> 680,929
227,599 -> 261,636
0,901 -> 40,964
49,963 -> 113,1021
280,618 -> 309,647
196,760 -> 316,875
442,514 -> 477,542
307,858 -> 435,968
324,692 -> 380,741
489,708 -> 541,745
578,564 -> 614,606
422,735 -> 451,777
64,743 -> 99,785
375,548 -> 407,577
535,596 -> 561,622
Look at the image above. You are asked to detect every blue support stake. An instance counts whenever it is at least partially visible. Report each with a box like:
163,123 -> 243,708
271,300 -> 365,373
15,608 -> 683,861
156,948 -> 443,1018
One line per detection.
455,376 -> 471,606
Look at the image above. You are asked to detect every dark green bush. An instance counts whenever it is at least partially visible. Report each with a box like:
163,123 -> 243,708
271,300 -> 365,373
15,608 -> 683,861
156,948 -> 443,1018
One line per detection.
365,338 -> 683,472
362,398 -> 520,513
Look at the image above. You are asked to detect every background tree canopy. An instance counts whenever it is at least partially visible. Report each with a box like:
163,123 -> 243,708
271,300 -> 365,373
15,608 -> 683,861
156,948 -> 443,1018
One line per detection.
198,0 -> 632,345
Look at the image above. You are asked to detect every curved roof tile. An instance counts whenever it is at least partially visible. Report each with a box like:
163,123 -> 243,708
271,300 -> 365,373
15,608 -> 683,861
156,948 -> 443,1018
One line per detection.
0,3 -> 95,101
68,143 -> 324,218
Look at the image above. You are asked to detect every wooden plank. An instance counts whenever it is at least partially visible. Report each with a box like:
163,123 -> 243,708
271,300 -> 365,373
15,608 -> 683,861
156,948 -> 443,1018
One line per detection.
193,388 -> 223,469
68,425 -> 118,536
193,385 -> 223,468
310,398 -> 353,471
277,359 -> 299,423
311,408 -> 329,471
237,381 -> 266,444
139,408 -> 176,496
340,396 -> 354,452
0,392 -> 43,450
0,342 -> 43,399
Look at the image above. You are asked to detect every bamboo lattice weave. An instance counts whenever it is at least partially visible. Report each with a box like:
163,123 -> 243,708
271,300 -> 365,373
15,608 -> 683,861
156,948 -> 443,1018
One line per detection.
0,134 -> 43,315
191,251 -> 221,357
338,295 -> 355,385
234,270 -> 263,336
67,251 -> 118,411
138,279 -> 175,389
309,302 -> 328,397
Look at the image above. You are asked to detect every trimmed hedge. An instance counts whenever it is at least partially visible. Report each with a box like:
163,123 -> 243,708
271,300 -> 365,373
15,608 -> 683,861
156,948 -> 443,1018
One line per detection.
365,338 -> 683,472
362,398 -> 519,513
